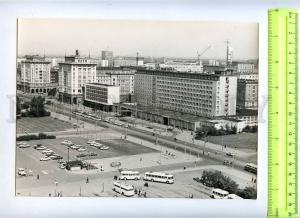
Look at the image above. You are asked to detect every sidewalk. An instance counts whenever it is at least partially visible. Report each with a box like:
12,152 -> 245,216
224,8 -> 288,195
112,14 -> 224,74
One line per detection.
175,131 -> 256,158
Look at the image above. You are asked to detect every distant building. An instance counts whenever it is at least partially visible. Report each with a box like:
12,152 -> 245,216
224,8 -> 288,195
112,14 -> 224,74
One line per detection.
114,57 -> 144,67
238,74 -> 258,80
84,83 -> 120,111
237,79 -> 258,109
134,69 -> 237,117
96,67 -> 135,102
58,50 -> 97,104
159,61 -> 203,73
208,59 -> 220,66
18,55 -> 55,94
101,50 -> 114,67
237,63 -> 255,74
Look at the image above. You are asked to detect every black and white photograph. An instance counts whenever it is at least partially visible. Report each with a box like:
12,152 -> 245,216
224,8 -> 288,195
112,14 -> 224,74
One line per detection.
16,19 -> 259,199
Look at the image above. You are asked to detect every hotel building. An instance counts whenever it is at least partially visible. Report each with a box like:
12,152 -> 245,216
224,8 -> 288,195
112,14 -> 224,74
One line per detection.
134,69 -> 237,117
58,50 -> 97,104
18,55 -> 54,94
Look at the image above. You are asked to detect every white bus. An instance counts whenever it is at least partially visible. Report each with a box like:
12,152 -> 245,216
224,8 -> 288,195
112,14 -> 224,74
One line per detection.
210,188 -> 229,199
224,194 -> 243,199
143,172 -> 174,184
120,171 -> 141,180
112,182 -> 135,197
244,163 -> 257,174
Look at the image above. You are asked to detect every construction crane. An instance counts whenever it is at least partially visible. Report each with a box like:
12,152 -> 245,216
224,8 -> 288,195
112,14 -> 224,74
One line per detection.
197,45 -> 211,64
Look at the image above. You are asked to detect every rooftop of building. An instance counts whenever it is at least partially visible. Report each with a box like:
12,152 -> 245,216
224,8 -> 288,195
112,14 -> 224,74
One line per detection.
237,79 -> 259,84
136,68 -> 237,80
87,83 -> 118,87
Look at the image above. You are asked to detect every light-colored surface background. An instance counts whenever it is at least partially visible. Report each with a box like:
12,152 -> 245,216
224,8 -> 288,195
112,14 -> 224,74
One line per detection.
0,1 -> 299,218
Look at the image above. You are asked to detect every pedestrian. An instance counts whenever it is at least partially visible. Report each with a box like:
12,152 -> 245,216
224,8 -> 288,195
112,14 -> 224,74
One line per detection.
254,179 -> 256,183
37,174 -> 39,180
144,192 -> 147,198
138,189 -> 141,196
49,193 -> 51,197
191,194 -> 194,198
86,177 -> 89,183
251,177 -> 253,182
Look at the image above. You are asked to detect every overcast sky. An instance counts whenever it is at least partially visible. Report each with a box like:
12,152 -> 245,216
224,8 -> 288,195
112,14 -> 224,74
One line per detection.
18,19 -> 258,59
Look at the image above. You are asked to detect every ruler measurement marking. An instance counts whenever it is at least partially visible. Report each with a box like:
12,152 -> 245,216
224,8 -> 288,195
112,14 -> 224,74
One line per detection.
268,9 -> 298,218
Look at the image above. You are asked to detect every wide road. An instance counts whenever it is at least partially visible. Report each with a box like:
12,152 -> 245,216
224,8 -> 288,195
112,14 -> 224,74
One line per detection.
40,102 -> 252,171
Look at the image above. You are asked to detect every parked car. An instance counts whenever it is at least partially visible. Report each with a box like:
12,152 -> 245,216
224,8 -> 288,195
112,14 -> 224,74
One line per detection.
100,146 -> 109,150
77,147 -> 86,152
50,155 -> 63,160
40,157 -> 51,161
89,152 -> 97,156
36,145 -> 47,150
18,168 -> 26,176
33,144 -> 42,149
87,140 -> 95,144
18,143 -> 31,148
226,152 -> 236,157
59,163 -> 66,169
77,153 -> 87,158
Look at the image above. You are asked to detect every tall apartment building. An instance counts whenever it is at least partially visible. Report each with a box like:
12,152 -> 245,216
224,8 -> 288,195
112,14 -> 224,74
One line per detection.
58,50 -> 97,104
237,79 -> 258,109
134,69 -> 237,117
97,67 -> 135,102
18,55 -> 54,94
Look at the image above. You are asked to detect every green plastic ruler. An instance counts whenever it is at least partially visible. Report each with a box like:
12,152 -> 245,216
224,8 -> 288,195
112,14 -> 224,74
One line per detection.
268,9 -> 298,218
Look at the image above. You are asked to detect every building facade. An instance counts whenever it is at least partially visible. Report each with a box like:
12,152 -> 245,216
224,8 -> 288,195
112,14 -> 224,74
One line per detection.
134,69 -> 237,117
18,55 -> 55,94
96,67 -> 135,102
237,79 -> 258,109
84,83 -> 120,111
58,50 -> 97,104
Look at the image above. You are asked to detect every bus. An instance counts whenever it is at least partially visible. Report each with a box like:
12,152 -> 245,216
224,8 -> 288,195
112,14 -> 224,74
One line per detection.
143,172 -> 174,184
120,171 -> 141,180
244,163 -> 257,174
210,188 -> 229,199
112,182 -> 135,197
224,194 -> 243,199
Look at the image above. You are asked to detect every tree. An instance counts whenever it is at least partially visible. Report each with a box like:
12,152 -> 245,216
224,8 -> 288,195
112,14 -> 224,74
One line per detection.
237,186 -> 257,199
199,170 -> 239,194
195,126 -> 209,139
48,88 -> 57,97
29,96 -> 47,117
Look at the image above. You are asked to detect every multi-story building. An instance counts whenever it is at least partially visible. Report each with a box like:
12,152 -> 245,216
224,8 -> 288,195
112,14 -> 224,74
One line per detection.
97,67 -> 135,102
58,50 -> 97,104
84,83 -> 120,111
134,69 -> 237,117
101,50 -> 114,67
237,79 -> 258,109
18,55 -> 55,94
159,62 -> 203,73
113,57 -> 144,67
237,63 -> 255,74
